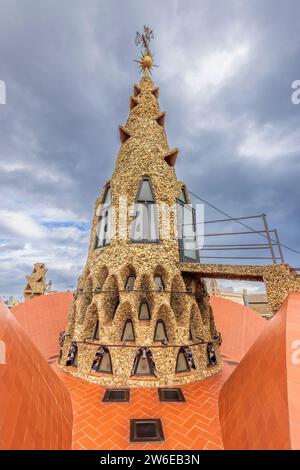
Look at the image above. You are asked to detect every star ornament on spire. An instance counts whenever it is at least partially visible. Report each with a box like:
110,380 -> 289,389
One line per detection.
134,26 -> 159,73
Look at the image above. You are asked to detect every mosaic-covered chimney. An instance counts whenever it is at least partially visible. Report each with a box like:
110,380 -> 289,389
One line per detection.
60,28 -> 221,386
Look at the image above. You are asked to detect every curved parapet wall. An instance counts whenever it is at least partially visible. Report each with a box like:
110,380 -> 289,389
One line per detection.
218,292 -> 300,450
12,292 -> 73,362
210,296 -> 266,363
0,301 -> 73,450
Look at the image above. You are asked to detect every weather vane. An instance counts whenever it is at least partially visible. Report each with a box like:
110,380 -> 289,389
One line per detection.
134,26 -> 158,73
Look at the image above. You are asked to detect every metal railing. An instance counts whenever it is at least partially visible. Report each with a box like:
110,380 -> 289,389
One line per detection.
179,213 -> 285,265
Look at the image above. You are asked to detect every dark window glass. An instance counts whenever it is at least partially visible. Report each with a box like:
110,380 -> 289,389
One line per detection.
91,347 -> 112,374
96,186 -> 113,248
154,275 -> 164,291
93,320 -> 100,341
121,320 -> 135,341
207,343 -> 217,367
139,301 -> 151,320
132,349 -> 157,376
125,275 -> 136,291
154,320 -> 168,341
177,189 -> 198,262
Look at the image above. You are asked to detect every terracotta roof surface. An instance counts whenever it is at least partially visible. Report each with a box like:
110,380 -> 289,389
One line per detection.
2,291 -> 299,450
219,292 -> 300,450
0,301 -> 73,450
12,292 -> 73,361
210,295 -> 267,363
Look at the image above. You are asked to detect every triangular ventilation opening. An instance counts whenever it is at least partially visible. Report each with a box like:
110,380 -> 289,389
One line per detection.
132,349 -> 157,376
121,319 -> 135,341
130,96 -> 139,110
91,347 -> 112,374
164,148 -> 179,167
154,320 -> 168,341
139,301 -> 151,320
175,348 -> 190,373
151,86 -> 159,98
156,112 -> 165,127
119,125 -> 131,143
133,84 -> 141,97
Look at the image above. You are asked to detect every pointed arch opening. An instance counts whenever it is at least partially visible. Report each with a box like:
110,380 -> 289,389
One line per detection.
78,276 -> 93,323
154,304 -> 176,343
154,265 -> 168,291
131,348 -> 157,377
91,347 -> 112,374
121,265 -> 137,291
139,299 -> 151,320
138,274 -> 154,320
121,319 -> 135,342
94,266 -> 109,294
175,347 -> 196,374
83,303 -> 100,341
189,303 -> 203,341
66,342 -> 78,367
131,177 -> 159,243
154,320 -> 168,342
170,274 -> 186,319
207,343 -> 217,367
103,275 -> 120,321
93,319 -> 100,341
95,184 -> 113,248
177,185 -> 199,262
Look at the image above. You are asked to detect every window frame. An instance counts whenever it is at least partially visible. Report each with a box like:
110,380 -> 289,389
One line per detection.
130,177 -> 160,244
133,349 -> 155,376
175,347 -> 190,374
138,300 -> 151,320
95,184 -> 113,249
176,187 -> 199,263
121,319 -> 135,342
154,319 -> 168,342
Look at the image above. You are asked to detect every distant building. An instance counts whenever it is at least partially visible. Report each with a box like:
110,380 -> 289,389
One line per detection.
208,279 -> 271,318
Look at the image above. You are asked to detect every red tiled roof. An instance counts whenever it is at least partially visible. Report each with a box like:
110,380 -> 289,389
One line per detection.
54,363 -> 235,450
12,292 -> 73,362
210,295 -> 266,363
0,301 -> 73,450
218,291 -> 300,450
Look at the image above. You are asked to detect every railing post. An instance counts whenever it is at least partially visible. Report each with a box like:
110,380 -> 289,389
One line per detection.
274,229 -> 285,264
262,214 -> 277,264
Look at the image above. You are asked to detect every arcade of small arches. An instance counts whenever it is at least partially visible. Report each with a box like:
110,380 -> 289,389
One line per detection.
59,262 -> 221,386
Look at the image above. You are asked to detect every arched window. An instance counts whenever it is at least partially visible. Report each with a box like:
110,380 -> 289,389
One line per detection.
66,342 -> 78,367
93,320 -> 100,341
121,320 -> 135,341
175,347 -> 196,374
131,177 -> 159,243
95,185 -> 113,248
91,347 -> 112,374
131,348 -> 157,376
207,343 -> 217,367
125,275 -> 136,291
177,186 -> 199,262
154,275 -> 164,291
112,299 -> 120,319
139,300 -> 151,320
154,320 -> 168,341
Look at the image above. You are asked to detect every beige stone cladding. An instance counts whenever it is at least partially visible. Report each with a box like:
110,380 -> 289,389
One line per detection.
59,72 -> 221,386
23,263 -> 47,301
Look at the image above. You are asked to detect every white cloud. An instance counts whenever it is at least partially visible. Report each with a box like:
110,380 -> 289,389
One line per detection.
238,123 -> 300,161
0,210 -> 46,239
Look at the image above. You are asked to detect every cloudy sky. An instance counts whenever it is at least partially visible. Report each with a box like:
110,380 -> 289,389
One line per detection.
0,0 -> 300,298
